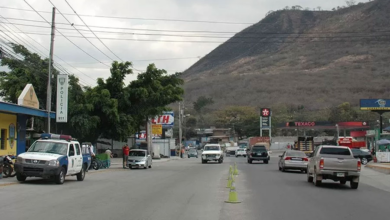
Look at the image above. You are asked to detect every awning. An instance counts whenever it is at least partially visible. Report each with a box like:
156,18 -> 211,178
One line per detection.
0,101 -> 55,118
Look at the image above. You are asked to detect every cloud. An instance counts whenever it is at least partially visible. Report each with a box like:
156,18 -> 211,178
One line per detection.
0,0 -> 369,87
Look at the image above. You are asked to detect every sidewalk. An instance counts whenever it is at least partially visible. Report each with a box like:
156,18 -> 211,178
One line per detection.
366,163 -> 390,174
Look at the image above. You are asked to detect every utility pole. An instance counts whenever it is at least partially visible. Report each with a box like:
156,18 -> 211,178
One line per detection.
46,7 -> 56,133
178,102 -> 182,158
147,117 -> 152,156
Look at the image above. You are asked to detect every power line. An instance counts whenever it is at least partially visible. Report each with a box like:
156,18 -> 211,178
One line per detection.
0,5 -> 253,25
2,28 -> 390,44
63,0 -> 123,62
3,16 -> 390,35
23,0 -> 110,68
0,16 -> 95,85
3,20 -> 390,40
47,0 -> 116,63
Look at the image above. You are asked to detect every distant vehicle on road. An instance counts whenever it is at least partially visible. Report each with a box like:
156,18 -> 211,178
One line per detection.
226,146 -> 239,157
235,148 -> 246,157
201,144 -> 223,164
278,150 -> 308,173
351,148 -> 372,165
188,149 -> 198,158
247,144 -> 270,164
307,145 -> 361,189
128,149 -> 152,169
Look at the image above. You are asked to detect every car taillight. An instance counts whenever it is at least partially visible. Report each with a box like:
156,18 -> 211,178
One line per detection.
284,157 -> 292,160
357,160 -> 361,171
302,158 -> 309,161
319,158 -> 324,169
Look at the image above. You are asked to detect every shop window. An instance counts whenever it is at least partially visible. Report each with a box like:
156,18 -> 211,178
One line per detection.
1,129 -> 6,150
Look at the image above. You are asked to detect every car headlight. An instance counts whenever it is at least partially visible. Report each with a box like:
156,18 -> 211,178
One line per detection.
48,160 -> 59,167
16,157 -> 24,163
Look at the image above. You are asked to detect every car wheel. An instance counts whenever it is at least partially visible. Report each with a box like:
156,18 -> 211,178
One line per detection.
202,160 -> 206,164
55,167 -> 66,184
263,160 -> 269,164
248,159 -> 252,164
16,173 -> 27,182
188,156 -> 190,158
350,181 -> 359,189
76,165 -> 86,181
278,166 -> 282,171
361,158 -> 368,165
129,166 -> 133,169
148,164 -> 152,168
307,169 -> 313,183
313,172 -> 321,187
340,180 -> 347,185
282,166 -> 286,172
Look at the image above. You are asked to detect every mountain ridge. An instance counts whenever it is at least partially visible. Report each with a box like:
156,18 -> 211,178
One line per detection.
182,0 -> 390,110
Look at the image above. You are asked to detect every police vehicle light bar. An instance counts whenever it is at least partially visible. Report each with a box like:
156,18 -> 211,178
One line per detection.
40,133 -> 72,141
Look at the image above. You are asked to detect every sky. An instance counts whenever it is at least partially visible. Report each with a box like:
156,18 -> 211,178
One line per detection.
0,0 -> 370,87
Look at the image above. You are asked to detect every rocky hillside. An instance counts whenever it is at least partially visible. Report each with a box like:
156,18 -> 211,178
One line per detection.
182,0 -> 390,110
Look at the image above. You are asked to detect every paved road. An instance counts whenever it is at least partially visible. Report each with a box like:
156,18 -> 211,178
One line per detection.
1,156 -> 390,220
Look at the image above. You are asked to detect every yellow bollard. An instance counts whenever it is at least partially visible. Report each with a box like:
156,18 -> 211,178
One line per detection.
233,163 -> 239,175
225,178 -> 241,203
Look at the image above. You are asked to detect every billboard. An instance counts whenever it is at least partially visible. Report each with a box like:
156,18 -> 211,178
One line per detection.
360,99 -> 390,110
152,111 -> 174,128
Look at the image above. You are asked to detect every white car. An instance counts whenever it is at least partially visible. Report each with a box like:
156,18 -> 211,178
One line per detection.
201,144 -> 224,164
235,148 -> 246,157
128,149 -> 152,169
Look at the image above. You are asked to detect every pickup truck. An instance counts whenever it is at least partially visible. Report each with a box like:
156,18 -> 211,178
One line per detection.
201,144 -> 224,164
307,145 -> 361,189
14,134 -> 91,184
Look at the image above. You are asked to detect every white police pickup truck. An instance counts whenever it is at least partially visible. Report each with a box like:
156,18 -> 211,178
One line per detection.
14,134 -> 91,184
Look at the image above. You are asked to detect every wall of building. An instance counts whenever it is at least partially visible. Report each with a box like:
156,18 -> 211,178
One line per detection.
0,113 -> 17,156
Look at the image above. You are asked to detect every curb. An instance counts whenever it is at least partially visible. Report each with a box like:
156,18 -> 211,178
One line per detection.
366,163 -> 390,174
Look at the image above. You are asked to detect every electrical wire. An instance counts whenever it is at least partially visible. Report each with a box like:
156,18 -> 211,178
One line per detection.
63,0 -> 123,62
0,5 -> 253,25
23,0 -> 110,68
47,0 -> 116,63
0,16 -> 95,85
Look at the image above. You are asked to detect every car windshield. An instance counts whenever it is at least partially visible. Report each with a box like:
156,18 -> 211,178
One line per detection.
28,141 -> 68,156
286,151 -> 306,157
237,149 -> 245,152
320,147 -> 351,155
129,151 -> 146,157
204,146 -> 219,151
189,149 -> 197,153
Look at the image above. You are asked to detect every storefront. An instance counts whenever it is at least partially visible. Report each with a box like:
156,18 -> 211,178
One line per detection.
0,84 -> 55,156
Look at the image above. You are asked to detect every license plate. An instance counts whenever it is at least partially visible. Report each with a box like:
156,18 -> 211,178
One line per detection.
291,158 -> 302,161
337,173 -> 345,177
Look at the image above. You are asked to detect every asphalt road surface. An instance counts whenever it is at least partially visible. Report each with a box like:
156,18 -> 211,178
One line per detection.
1,156 -> 390,220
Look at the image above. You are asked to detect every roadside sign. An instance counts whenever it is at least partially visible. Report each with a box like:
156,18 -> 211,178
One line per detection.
360,99 -> 390,110
152,124 -> 163,135
152,111 -> 174,128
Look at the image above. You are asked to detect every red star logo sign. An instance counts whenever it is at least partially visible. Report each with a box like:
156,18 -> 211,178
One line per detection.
261,108 -> 270,117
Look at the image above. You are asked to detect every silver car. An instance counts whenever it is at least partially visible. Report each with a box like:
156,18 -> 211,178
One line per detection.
278,150 -> 308,173
128,149 -> 152,169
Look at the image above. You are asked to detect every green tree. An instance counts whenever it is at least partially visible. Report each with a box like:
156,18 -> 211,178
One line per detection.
128,64 -> 184,132
329,102 -> 358,123
0,43 -> 59,109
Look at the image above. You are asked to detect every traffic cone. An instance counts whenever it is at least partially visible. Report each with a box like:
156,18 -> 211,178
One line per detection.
226,173 -> 234,188
225,178 -> 241,203
227,166 -> 233,179
233,163 -> 239,175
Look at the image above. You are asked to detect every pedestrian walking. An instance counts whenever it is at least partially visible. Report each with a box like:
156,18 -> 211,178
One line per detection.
122,144 -> 130,168
181,148 -> 185,158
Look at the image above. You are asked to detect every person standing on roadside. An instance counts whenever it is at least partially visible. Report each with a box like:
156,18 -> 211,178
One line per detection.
122,144 -> 130,169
